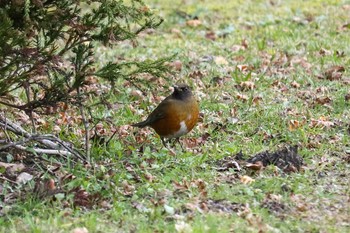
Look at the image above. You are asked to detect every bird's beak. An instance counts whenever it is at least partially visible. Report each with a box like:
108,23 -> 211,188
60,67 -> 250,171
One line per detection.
173,84 -> 179,91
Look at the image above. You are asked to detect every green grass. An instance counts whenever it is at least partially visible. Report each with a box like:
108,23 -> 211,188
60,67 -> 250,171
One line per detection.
1,0 -> 350,232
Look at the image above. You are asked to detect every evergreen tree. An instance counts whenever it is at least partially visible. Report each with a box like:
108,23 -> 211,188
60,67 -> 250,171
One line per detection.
0,0 -> 170,159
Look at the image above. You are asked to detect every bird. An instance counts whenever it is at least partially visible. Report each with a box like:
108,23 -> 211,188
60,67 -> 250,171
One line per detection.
131,84 -> 199,148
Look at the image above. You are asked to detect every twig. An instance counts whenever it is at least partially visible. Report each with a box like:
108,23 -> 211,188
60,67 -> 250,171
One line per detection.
0,137 -> 32,151
0,175 -> 17,184
23,81 -> 36,134
0,113 -> 86,162
14,144 -> 73,156
77,88 -> 90,161
0,114 -> 31,137
106,130 -> 118,146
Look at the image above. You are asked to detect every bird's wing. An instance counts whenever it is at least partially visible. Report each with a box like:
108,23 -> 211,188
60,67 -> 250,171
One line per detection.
144,97 -> 175,125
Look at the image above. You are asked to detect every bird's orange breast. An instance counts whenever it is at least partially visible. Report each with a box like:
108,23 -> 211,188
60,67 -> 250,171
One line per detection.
150,97 -> 199,138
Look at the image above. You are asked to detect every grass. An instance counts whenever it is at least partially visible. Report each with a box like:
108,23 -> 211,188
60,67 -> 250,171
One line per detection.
1,0 -> 350,232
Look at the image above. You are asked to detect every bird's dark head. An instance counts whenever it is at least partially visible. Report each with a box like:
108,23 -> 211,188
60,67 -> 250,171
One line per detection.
172,84 -> 193,100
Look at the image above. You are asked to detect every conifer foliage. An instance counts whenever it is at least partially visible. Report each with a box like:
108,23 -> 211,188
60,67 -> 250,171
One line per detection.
0,0 -> 169,159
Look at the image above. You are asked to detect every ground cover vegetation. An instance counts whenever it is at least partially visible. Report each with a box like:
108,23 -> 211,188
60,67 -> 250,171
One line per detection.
0,0 -> 349,232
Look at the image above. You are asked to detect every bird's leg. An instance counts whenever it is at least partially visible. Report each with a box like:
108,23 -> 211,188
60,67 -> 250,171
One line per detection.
161,137 -> 168,148
174,138 -> 184,150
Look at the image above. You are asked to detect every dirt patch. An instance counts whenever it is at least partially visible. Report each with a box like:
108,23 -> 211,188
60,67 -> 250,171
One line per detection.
182,198 -> 245,214
215,152 -> 244,172
261,194 -> 289,219
215,145 -> 303,173
204,199 -> 245,213
247,145 -> 303,172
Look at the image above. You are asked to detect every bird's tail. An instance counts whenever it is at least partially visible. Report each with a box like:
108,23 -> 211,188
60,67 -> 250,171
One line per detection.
131,121 -> 148,128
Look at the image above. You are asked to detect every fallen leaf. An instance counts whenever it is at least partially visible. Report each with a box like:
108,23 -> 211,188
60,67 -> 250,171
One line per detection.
236,93 -> 248,101
171,28 -> 182,37
205,31 -> 216,40
231,44 -> 245,52
0,162 -> 25,176
175,221 -> 192,233
164,204 -> 175,215
324,65 -> 345,80
189,70 -> 205,79
289,119 -> 301,131
214,56 -> 228,65
173,179 -> 190,191
130,89 -> 143,99
122,180 -> 135,196
315,96 -> 332,105
144,172 -> 154,182
245,161 -> 264,171
16,172 -> 33,184
240,175 -> 255,184
167,60 -> 183,71
53,125 -> 61,133
236,64 -> 249,72
345,92 -> 350,101
252,96 -> 263,105
309,116 -> 335,128
241,39 -> 248,49
186,19 -> 201,27
290,81 -> 300,88
240,81 -> 255,90
319,48 -> 332,56
194,179 -> 207,197
72,227 -> 88,233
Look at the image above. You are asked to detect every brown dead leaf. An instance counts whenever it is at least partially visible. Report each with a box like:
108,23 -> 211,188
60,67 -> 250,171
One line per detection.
167,60 -> 183,71
34,178 -> 61,198
173,179 -> 190,192
240,175 -> 255,184
171,28 -> 182,37
324,65 -> 345,80
309,116 -> 335,128
236,93 -> 248,101
245,161 -> 264,171
236,64 -> 249,72
85,76 -> 99,85
319,48 -> 332,56
231,44 -> 246,52
189,70 -> 204,79
186,19 -> 202,27
175,221 -> 192,233
0,162 -> 25,176
240,81 -> 255,90
47,178 -> 56,191
144,172 -> 155,182
53,125 -> 61,133
72,227 -> 89,233
290,194 -> 308,212
130,89 -> 143,99
252,96 -> 263,105
289,119 -> 301,131
345,92 -> 350,101
315,96 -> 332,105
118,125 -> 132,137
290,56 -> 312,71
214,56 -> 228,65
290,81 -> 300,88
241,38 -> 248,49
194,179 -> 206,192
205,31 -> 216,40
76,189 -> 101,208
